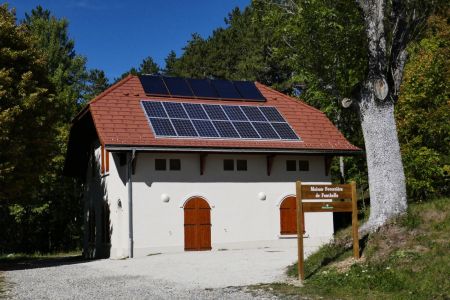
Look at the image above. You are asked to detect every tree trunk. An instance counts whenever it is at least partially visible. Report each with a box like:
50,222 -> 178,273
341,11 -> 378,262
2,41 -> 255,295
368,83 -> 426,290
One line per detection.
359,92 -> 407,233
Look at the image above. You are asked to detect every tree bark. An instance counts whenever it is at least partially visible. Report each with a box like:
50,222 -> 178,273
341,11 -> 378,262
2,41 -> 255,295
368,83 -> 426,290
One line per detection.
358,90 -> 407,233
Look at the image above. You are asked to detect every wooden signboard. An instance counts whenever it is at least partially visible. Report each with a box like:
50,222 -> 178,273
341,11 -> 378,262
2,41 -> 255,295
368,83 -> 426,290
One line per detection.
296,181 -> 359,281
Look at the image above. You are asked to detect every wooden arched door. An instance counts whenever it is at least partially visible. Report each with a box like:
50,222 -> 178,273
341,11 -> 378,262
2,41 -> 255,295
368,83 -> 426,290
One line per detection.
280,197 -> 305,235
184,197 -> 211,251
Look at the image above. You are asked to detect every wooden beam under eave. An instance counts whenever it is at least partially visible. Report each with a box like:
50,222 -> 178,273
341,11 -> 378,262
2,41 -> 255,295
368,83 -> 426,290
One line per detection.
266,155 -> 275,176
324,156 -> 333,176
200,154 -> 207,175
100,144 -> 105,174
105,149 -> 110,173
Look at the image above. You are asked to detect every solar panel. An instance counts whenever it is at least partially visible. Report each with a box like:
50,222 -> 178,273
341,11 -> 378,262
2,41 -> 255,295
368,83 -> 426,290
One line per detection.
259,106 -> 285,122
141,100 -> 300,141
203,104 -> 228,120
222,105 -> 248,121
212,121 -> 240,138
142,101 -> 167,118
271,123 -> 299,140
187,78 -> 218,98
149,118 -> 176,136
233,122 -> 260,138
211,80 -> 242,99
192,119 -> 219,137
234,81 -> 265,100
140,75 -> 267,102
171,119 -> 198,137
139,75 -> 169,95
164,77 -> 193,97
241,106 -> 267,121
162,102 -> 188,119
252,122 -> 280,139
183,103 -> 208,119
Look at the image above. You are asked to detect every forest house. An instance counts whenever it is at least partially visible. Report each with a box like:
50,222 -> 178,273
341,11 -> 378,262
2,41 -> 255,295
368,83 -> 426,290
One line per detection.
64,75 -> 360,259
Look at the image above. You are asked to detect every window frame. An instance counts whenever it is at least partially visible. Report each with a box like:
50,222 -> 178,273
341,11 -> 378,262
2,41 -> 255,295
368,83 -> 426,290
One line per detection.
236,159 -> 247,171
223,159 -> 234,171
298,160 -> 309,171
286,160 -> 297,171
155,158 -> 167,171
169,158 -> 181,171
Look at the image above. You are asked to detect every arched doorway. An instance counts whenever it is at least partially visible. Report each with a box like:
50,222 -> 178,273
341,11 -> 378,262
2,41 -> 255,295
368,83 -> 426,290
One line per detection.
280,196 -> 305,235
184,197 -> 211,251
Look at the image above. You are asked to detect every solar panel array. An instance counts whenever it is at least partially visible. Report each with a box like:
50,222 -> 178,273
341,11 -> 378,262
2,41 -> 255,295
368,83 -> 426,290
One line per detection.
141,100 -> 300,141
139,75 -> 266,102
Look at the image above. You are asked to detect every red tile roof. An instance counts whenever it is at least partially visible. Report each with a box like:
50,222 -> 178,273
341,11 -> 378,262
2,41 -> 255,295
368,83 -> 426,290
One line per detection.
77,75 -> 360,153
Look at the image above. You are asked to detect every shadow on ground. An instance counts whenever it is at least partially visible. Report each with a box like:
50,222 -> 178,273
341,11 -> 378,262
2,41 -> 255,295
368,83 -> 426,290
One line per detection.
0,256 -> 90,271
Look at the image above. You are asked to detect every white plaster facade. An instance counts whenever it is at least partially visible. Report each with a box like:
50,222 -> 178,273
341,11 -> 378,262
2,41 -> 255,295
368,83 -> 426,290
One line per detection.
84,144 -> 334,259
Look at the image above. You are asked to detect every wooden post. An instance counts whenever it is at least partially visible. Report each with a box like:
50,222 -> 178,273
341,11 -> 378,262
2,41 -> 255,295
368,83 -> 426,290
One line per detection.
296,181 -> 305,281
351,181 -> 360,259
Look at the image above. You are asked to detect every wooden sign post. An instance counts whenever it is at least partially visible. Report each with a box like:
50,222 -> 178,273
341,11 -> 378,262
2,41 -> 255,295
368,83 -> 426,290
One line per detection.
296,181 -> 359,281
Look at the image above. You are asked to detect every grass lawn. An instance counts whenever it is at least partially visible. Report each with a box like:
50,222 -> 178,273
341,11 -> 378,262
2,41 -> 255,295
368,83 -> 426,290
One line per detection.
255,197 -> 450,299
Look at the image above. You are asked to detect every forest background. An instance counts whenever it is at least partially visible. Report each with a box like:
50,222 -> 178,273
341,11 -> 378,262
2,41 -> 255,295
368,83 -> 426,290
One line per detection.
0,1 -> 448,253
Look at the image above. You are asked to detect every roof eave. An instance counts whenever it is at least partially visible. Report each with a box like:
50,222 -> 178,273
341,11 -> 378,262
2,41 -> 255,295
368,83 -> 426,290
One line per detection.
105,144 -> 363,156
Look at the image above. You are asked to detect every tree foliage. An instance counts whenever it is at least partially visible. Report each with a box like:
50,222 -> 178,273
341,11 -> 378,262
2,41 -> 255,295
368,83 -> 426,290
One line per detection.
1,1 -> 448,253
0,4 -> 57,204
0,4 -> 105,253
397,13 -> 450,199
115,56 -> 161,82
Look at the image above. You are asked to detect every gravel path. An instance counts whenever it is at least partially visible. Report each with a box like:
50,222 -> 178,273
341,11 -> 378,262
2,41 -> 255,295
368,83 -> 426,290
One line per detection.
2,243 -> 302,299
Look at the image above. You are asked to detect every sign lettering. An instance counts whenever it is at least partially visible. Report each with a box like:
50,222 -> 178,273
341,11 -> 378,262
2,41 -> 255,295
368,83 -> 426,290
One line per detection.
301,184 -> 352,199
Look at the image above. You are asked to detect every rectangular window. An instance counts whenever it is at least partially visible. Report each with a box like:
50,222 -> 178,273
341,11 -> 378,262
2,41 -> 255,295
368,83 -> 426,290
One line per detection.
169,159 -> 181,171
155,159 -> 167,171
299,160 -> 309,171
224,159 -> 234,171
286,160 -> 297,171
236,159 -> 247,171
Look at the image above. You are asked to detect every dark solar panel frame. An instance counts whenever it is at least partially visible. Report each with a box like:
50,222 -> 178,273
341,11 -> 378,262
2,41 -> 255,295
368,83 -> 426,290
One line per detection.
162,102 -> 188,119
222,105 -> 248,121
241,106 -> 267,121
233,121 -> 260,139
252,122 -> 280,139
171,119 -> 198,137
141,100 -> 300,141
192,119 -> 220,137
139,75 -> 267,102
183,103 -> 209,120
142,101 -> 167,118
211,80 -> 242,99
164,77 -> 194,97
234,81 -> 265,100
203,104 -> 229,120
148,118 -> 177,136
139,76 -> 169,96
259,106 -> 285,122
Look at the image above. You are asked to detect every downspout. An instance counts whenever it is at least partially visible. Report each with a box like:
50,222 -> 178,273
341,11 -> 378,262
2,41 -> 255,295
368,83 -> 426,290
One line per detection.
128,149 -> 136,258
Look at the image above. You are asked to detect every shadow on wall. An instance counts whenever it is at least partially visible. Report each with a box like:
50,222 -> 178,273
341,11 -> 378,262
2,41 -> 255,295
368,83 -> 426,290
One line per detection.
113,153 -> 329,186
84,148 -> 112,259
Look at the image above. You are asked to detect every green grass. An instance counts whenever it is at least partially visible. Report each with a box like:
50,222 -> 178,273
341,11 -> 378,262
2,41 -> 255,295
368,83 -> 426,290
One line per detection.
256,197 -> 450,300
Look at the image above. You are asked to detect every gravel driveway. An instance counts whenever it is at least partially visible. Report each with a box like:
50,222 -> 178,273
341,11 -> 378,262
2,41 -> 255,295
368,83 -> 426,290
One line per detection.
2,241 -> 302,299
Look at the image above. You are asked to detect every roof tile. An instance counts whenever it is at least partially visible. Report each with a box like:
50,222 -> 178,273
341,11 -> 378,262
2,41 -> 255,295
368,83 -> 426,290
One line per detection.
81,76 -> 360,153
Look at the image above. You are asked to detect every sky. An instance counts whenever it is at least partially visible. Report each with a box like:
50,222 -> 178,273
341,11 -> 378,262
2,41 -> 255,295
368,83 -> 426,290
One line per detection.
8,0 -> 250,80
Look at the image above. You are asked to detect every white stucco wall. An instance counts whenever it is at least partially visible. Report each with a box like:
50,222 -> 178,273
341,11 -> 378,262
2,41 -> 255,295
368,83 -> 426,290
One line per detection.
101,152 -> 334,258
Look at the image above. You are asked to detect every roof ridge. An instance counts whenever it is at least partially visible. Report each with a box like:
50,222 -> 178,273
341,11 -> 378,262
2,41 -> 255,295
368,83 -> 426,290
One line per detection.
255,82 -> 324,114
